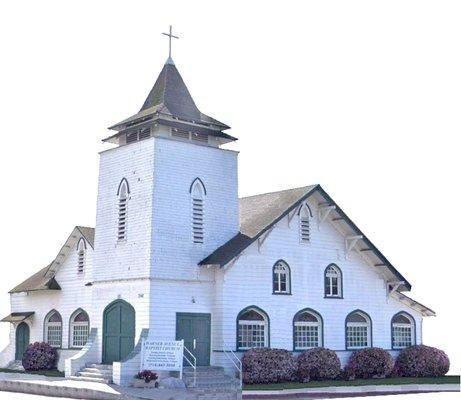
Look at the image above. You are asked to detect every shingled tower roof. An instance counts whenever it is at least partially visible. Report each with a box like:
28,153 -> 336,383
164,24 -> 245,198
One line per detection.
105,58 -> 235,143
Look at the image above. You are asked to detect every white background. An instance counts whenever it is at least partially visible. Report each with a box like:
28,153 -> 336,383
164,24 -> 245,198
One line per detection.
0,0 -> 459,387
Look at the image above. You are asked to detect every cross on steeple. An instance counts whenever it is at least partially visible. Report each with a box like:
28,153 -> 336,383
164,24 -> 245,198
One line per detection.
162,25 -> 179,60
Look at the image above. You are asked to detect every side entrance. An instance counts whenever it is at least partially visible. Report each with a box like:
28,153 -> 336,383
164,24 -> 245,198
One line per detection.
176,313 -> 211,366
15,322 -> 29,360
102,300 -> 135,364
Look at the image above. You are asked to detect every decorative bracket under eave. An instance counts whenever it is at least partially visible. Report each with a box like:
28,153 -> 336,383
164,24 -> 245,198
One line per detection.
318,205 -> 336,228
387,281 -> 406,301
345,235 -> 363,259
258,227 -> 275,253
287,208 -> 298,228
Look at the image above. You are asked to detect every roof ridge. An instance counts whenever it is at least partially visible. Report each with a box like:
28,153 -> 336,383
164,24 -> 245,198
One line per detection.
239,184 -> 318,200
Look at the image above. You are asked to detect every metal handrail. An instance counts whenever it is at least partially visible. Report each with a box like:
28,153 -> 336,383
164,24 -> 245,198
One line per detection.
222,348 -> 242,389
183,345 -> 197,387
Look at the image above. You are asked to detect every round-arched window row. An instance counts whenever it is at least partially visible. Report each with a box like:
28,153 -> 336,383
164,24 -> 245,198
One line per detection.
236,308 -> 416,351
271,262 -> 343,298
44,309 -> 90,349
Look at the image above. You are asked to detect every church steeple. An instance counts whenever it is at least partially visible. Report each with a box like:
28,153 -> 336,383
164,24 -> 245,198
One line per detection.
104,27 -> 235,147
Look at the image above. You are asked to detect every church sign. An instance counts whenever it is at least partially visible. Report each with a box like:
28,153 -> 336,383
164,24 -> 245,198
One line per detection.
141,339 -> 184,375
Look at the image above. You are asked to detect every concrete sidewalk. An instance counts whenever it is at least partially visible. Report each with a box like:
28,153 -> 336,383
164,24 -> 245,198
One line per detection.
0,372 -> 241,400
243,383 -> 460,398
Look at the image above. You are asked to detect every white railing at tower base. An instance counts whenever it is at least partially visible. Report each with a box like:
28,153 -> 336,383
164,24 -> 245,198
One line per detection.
183,345 -> 197,387
223,348 -> 242,389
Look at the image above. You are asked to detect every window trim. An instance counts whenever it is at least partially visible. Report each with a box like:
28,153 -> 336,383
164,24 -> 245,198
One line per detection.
292,308 -> 324,351
43,309 -> 62,349
68,308 -> 90,349
272,260 -> 292,295
391,311 -> 416,350
236,305 -> 270,351
345,309 -> 373,350
324,264 -> 343,299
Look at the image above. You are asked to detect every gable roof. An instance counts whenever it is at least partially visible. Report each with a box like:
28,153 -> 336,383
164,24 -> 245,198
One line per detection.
199,185 -> 412,292
9,226 -> 94,294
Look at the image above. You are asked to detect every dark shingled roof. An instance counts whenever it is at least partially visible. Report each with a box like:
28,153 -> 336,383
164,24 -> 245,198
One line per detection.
9,226 -> 95,293
107,59 -> 231,138
200,186 -> 318,267
9,264 -> 61,294
199,185 -> 412,292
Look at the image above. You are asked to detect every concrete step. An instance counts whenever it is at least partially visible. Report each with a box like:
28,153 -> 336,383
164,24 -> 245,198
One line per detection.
77,371 -> 113,379
81,367 -> 113,374
69,375 -> 110,384
85,363 -> 113,370
183,365 -> 224,372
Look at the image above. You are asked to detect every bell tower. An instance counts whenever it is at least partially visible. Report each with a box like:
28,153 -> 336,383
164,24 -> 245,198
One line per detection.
94,28 -> 239,282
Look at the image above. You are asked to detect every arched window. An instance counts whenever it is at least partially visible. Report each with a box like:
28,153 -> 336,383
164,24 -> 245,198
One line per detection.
190,179 -> 206,244
299,204 -> 311,243
44,310 -> 62,348
77,238 -> 86,274
325,264 -> 342,298
272,260 -> 291,294
293,309 -> 323,350
392,312 -> 415,349
346,310 -> 372,349
70,309 -> 90,348
237,307 -> 269,350
117,179 -> 129,241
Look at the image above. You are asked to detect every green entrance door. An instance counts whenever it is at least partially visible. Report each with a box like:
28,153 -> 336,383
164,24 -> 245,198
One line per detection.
15,322 -> 29,360
176,313 -> 211,366
102,300 -> 135,364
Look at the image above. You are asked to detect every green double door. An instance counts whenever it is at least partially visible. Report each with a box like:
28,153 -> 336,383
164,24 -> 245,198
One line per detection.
15,322 -> 29,360
176,313 -> 211,366
102,300 -> 135,364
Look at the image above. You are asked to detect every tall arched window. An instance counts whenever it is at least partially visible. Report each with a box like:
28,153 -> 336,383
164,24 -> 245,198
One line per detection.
293,309 -> 323,350
77,238 -> 86,274
44,310 -> 62,348
237,307 -> 269,350
190,179 -> 206,244
346,310 -> 372,349
324,264 -> 342,298
299,204 -> 311,243
69,309 -> 90,348
272,260 -> 291,294
117,179 -> 129,241
391,312 -> 415,349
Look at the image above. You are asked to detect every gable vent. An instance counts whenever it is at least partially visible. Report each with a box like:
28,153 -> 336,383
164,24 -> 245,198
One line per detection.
300,216 -> 310,242
192,197 -> 204,243
118,197 -> 127,240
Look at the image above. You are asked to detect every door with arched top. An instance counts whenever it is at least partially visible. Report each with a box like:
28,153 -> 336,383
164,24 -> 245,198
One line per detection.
102,300 -> 135,364
15,322 -> 29,360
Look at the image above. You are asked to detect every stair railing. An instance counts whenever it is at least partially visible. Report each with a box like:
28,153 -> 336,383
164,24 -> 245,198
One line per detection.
222,348 -> 242,389
183,345 -> 197,387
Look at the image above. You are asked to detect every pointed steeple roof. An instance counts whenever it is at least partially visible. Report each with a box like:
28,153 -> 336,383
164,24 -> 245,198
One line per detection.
106,58 -> 233,141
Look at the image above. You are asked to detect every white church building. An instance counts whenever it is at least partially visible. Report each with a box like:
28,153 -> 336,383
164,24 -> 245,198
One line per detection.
0,51 -> 435,385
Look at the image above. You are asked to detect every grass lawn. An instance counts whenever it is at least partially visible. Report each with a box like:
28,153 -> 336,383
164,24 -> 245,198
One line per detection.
0,368 -> 64,377
244,375 -> 460,390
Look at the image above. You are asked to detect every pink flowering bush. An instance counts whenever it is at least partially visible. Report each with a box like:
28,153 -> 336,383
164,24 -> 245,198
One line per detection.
135,370 -> 158,383
242,348 -> 297,384
297,348 -> 341,381
345,348 -> 393,379
22,342 -> 57,371
393,345 -> 449,377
